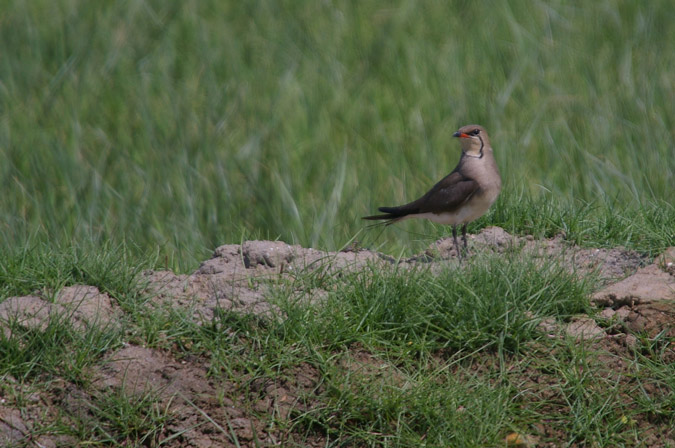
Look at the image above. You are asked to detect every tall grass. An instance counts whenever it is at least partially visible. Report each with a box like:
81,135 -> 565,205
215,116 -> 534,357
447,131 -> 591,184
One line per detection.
1,0 -> 673,269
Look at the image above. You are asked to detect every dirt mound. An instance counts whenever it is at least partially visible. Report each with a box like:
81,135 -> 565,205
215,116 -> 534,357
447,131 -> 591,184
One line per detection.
139,227 -> 655,326
1,228 -> 673,446
593,260 -> 675,307
142,240 -> 389,322
0,285 -> 120,338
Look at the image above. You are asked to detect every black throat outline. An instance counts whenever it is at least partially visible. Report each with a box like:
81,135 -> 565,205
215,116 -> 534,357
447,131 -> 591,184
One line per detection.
462,136 -> 484,159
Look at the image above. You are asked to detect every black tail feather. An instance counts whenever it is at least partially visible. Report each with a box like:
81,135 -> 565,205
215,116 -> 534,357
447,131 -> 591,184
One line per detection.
362,210 -> 409,226
362,213 -> 394,221
377,206 -> 405,215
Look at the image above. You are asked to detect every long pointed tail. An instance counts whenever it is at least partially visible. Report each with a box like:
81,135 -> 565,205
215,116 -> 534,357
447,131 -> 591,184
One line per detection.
362,207 -> 410,226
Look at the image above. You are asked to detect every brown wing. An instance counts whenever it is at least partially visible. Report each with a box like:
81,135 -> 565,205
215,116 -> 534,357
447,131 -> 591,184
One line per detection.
364,171 -> 479,221
416,172 -> 479,214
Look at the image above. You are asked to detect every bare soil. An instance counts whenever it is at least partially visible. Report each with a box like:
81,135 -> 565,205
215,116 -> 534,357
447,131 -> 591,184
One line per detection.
1,228 -> 673,447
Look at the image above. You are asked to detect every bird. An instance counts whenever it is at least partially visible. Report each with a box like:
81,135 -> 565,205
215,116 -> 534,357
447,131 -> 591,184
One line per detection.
363,124 -> 502,256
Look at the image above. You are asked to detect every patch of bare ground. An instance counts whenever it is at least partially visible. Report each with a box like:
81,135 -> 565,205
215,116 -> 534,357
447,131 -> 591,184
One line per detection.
1,344 -> 323,447
143,240 -> 389,322
96,343 -> 326,447
1,228 -> 673,446
0,285 -> 121,338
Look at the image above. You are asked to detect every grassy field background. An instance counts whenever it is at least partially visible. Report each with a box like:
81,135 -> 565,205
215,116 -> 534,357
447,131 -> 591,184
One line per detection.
1,0 -> 673,270
1,2 -> 674,445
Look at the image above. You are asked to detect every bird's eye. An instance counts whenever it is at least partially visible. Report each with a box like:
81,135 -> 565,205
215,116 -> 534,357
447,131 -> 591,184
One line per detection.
472,129 -> 480,135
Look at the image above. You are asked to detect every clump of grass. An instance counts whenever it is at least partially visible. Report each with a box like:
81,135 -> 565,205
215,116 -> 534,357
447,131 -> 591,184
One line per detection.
482,191 -> 674,254
310,363 -> 515,446
0,313 -> 121,383
71,388 -> 172,446
0,239 -> 157,310
276,253 -> 591,354
0,240 -> 151,382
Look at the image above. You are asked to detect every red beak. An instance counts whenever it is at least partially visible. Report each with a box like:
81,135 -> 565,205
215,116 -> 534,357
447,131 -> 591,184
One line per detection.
453,132 -> 471,138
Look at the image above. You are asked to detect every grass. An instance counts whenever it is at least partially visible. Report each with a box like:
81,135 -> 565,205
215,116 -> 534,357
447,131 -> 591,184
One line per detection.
487,193 -> 674,255
312,362 -> 516,446
155,256 -> 670,447
0,243 -> 673,445
0,238 -> 157,314
1,0 -> 673,269
83,388 -> 172,446
272,253 -> 591,353
0,312 -> 120,382
0,242 -> 149,383
0,0 -> 673,445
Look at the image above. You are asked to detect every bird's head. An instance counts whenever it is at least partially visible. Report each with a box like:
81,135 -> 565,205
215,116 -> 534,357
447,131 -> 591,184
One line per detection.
453,124 -> 489,157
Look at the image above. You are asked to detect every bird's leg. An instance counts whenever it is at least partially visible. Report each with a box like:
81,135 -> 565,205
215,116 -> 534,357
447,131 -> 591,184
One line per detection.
452,225 -> 461,259
462,224 -> 469,255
